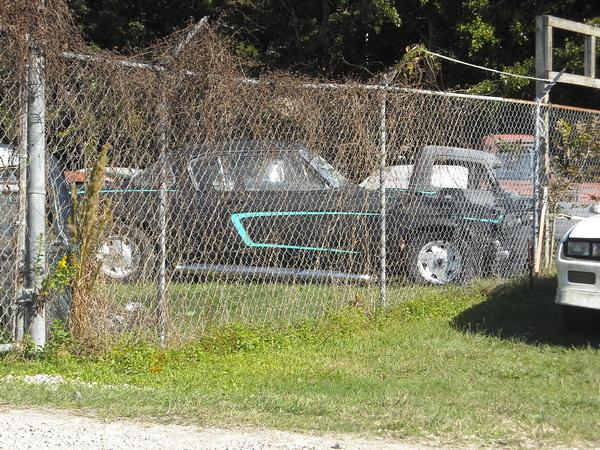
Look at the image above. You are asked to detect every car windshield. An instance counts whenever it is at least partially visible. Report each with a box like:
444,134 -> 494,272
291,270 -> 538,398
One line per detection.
495,149 -> 532,181
190,151 -> 330,191
296,148 -> 350,188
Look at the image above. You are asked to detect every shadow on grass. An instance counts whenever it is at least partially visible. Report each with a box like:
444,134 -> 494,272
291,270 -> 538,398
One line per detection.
452,276 -> 600,348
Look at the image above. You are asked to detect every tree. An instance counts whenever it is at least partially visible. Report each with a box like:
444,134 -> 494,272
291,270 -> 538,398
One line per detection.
67,0 -> 600,106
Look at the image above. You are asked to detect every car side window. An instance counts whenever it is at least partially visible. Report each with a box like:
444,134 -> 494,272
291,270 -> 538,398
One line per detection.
431,160 -> 495,192
431,164 -> 469,189
189,153 -> 328,192
189,155 -> 236,191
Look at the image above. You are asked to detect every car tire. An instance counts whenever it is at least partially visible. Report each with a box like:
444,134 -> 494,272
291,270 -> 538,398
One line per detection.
97,223 -> 156,283
561,305 -> 590,333
406,233 -> 474,285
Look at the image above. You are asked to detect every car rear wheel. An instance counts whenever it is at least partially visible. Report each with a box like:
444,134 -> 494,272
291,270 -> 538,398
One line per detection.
407,235 -> 473,285
98,224 -> 156,282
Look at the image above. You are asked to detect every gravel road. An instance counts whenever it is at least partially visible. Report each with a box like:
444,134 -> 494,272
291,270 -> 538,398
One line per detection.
0,407 -> 421,450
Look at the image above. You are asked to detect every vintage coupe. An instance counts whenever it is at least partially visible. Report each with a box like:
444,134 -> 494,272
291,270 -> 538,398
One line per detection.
94,141 -> 532,285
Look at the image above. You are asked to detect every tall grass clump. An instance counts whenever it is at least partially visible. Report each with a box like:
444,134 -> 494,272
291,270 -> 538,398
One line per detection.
68,144 -> 112,345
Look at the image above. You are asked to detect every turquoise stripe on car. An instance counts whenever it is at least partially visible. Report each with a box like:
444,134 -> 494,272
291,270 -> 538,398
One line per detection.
78,188 -> 178,195
462,215 -> 504,224
231,211 -> 378,254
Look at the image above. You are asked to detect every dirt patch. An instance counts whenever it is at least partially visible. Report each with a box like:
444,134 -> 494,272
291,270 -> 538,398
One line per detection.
0,407 -> 424,449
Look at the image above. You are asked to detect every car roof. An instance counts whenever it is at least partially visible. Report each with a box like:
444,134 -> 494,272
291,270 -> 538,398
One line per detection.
187,140 -> 305,159
569,214 -> 600,239
421,145 -> 502,168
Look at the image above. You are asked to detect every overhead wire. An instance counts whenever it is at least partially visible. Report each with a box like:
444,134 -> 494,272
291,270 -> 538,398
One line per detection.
423,49 -> 552,83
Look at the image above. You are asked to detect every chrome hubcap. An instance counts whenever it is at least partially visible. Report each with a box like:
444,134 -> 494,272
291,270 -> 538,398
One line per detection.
98,235 -> 137,279
416,240 -> 462,284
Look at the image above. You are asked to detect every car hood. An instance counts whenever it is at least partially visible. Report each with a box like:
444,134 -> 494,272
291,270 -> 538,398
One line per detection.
569,214 -> 600,240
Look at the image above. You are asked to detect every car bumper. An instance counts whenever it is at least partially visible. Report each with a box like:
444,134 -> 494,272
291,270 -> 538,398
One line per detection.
556,288 -> 600,310
555,244 -> 600,310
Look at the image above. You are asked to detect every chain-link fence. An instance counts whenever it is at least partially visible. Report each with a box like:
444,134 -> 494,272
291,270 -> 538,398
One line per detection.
0,9 -> 599,346
0,30 -> 25,346
546,106 -> 600,264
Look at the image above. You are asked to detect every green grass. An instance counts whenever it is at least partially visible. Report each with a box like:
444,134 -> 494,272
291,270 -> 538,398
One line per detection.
2,276 -> 600,447
107,280 -> 381,328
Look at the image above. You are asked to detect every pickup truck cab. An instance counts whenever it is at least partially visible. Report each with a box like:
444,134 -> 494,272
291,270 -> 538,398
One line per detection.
483,134 -> 600,239
365,146 -> 532,281
483,134 -> 600,204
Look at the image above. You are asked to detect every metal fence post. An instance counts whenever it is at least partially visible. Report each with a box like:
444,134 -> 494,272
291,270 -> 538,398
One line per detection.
14,65 -> 29,344
533,69 -> 564,273
157,100 -> 168,345
378,88 -> 388,308
25,45 -> 46,348
155,17 -> 209,344
532,100 -> 542,273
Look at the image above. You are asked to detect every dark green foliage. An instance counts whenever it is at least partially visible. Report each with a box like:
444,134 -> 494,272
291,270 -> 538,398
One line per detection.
67,0 -> 600,107
46,320 -> 78,355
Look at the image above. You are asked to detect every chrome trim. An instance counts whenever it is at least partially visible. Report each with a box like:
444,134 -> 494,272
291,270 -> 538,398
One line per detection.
175,263 -> 373,283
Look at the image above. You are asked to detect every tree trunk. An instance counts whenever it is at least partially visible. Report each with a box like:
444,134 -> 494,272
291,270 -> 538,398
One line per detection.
319,0 -> 329,70
427,14 -> 435,50
279,0 -> 301,50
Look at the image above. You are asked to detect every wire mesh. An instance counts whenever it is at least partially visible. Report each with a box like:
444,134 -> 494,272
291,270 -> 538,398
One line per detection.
0,31 -> 25,344
0,11 -> 598,345
546,104 -> 600,264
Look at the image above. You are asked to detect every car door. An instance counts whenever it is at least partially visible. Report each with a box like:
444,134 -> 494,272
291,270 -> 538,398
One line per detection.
181,145 -> 377,275
217,149 -> 359,272
171,151 -> 236,267
427,159 -> 503,222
